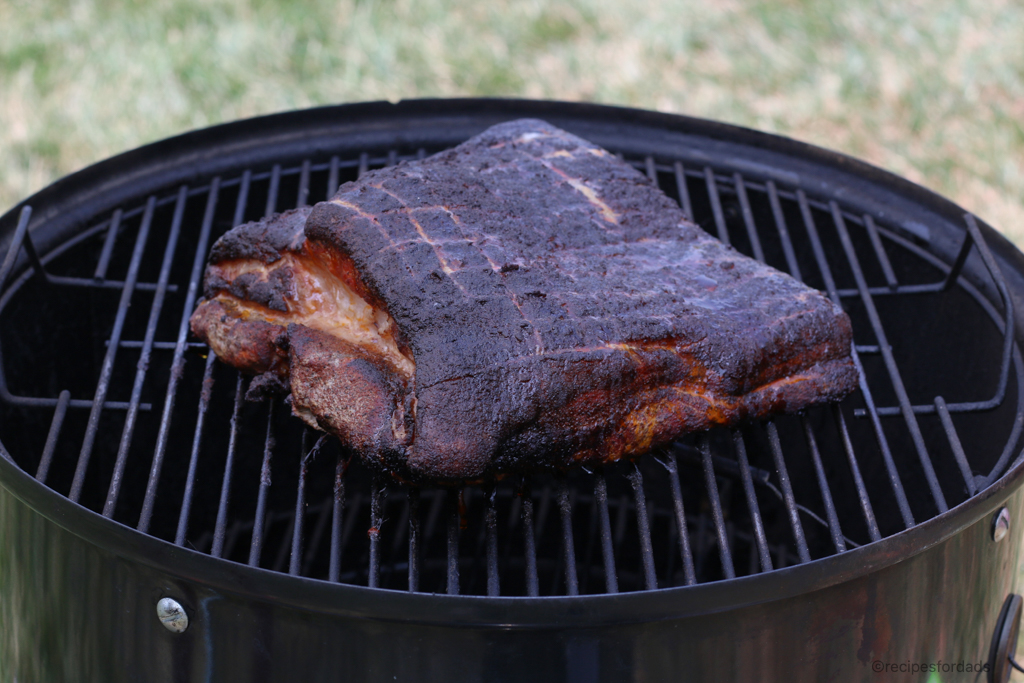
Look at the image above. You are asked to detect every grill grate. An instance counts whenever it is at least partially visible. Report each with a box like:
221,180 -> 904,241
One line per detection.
1,141 -> 1022,596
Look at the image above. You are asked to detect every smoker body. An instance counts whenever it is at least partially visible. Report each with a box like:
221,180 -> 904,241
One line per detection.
1,456 -> 1021,682
1,100 -> 1023,682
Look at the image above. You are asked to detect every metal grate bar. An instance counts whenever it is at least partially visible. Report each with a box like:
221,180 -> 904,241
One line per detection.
69,196 -> 157,504
34,390 -> 71,484
93,208 -> 123,281
174,353 -> 216,546
0,206 -> 32,291
265,164 -> 282,216
850,215 -> 1013,417
138,179 -> 223,532
645,156 -> 658,182
704,167 -> 730,244
297,160 -> 311,207
766,422 -> 811,563
664,454 -> 697,585
593,475 -> 619,593
766,181 -> 802,281
521,490 -> 540,597
1,395 -> 149,411
802,417 -> 846,553
115,340 -> 205,351
233,171 -> 252,227
797,190 -> 915,529
796,191 -> 838,292
852,350 -> 916,527
368,475 -> 384,588
103,186 -> 188,518
698,436 -> 736,578
328,454 -> 347,582
248,403 -> 276,567
934,397 -> 978,497
830,202 -> 948,513
0,206 -> 39,294
836,283 -> 951,298
291,434 -> 322,575
357,153 -> 369,179
942,227 -> 976,291
627,467 -> 658,590
446,489 -> 461,595
862,215 -> 899,290
833,405 -> 882,542
734,174 -> 765,263
327,156 -> 340,197
674,162 -> 693,220
557,479 -> 579,595
407,488 -> 420,592
732,433 -> 773,572
953,216 -> 1014,408
211,374 -> 245,558
11,211 -> 48,285
485,486 -> 500,597
18,275 -> 176,292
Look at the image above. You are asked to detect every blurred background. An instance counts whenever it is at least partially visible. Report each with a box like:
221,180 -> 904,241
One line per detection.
2,0 -> 1023,243
2,0 -> 1024,674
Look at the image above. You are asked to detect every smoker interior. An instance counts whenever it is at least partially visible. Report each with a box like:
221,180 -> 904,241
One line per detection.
0,101 -> 1021,599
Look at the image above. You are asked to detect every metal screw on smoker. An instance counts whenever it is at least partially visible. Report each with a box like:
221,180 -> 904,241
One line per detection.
993,508 -> 1012,542
156,597 -> 189,633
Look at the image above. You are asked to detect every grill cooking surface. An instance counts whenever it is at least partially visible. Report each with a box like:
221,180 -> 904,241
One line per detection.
1,108 -> 1021,596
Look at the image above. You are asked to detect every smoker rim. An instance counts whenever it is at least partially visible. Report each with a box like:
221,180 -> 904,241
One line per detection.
1,98 -> 1023,627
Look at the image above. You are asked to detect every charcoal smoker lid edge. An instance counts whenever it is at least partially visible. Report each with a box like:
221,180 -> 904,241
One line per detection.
1,98 -> 1023,627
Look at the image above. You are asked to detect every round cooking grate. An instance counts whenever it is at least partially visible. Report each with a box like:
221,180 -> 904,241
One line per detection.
0,101 -> 1021,596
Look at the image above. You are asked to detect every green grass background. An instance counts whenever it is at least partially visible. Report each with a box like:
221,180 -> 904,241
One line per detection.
3,0 -> 1024,675
3,0 -> 1023,243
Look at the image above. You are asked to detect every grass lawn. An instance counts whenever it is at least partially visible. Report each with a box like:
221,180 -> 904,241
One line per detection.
2,0 -> 1023,242
3,0 -> 1024,675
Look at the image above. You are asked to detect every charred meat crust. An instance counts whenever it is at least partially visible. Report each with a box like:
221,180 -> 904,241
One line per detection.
189,298 -> 289,378
401,326 -> 858,482
206,206 -> 309,266
491,347 -> 858,478
286,324 -> 408,468
192,118 -> 859,483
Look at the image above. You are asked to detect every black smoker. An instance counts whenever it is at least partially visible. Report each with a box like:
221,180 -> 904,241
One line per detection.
0,100 -> 1023,682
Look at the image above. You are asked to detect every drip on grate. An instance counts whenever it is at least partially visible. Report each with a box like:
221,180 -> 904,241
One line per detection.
0,145 -> 1021,596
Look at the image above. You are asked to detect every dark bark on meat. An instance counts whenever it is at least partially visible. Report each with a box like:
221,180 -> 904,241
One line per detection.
191,119 -> 858,483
